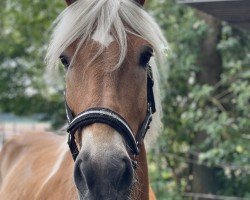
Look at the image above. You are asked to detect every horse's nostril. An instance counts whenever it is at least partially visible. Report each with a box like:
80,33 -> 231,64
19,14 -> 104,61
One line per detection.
117,157 -> 134,191
74,160 -> 87,193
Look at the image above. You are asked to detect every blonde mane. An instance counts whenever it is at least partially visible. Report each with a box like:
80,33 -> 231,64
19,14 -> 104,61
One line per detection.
46,0 -> 168,146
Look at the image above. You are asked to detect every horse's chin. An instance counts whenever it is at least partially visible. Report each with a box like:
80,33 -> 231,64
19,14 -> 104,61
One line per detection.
78,190 -> 130,200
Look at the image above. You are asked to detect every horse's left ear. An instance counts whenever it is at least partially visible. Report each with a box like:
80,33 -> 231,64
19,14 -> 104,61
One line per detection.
65,0 -> 76,6
136,0 -> 145,6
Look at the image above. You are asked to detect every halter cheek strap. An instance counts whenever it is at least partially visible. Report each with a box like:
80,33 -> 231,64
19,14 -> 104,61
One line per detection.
66,66 -> 156,161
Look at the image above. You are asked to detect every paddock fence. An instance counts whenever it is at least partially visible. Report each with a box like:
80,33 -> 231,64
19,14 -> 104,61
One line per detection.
0,122 -> 50,150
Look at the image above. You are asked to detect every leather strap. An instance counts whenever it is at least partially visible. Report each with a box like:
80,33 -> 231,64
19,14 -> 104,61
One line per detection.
67,107 -> 139,160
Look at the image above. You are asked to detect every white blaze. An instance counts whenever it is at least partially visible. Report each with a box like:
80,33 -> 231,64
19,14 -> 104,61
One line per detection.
92,30 -> 114,47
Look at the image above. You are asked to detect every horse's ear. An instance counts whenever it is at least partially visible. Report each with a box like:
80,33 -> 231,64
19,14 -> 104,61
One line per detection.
65,0 -> 76,6
136,0 -> 145,6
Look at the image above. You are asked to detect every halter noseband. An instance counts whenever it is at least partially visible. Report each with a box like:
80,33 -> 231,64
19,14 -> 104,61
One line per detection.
65,65 -> 156,162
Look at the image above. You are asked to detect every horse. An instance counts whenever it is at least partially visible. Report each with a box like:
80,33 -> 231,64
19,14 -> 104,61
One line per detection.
0,0 -> 167,199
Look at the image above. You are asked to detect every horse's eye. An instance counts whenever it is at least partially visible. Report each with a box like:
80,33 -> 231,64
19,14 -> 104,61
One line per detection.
139,47 -> 153,68
59,55 -> 70,69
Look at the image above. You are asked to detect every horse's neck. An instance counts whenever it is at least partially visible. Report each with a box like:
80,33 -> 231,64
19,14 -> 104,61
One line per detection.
36,141 -> 78,200
131,144 -> 149,200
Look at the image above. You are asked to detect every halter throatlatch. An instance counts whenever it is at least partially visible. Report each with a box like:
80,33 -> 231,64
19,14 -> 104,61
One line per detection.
65,66 -> 156,161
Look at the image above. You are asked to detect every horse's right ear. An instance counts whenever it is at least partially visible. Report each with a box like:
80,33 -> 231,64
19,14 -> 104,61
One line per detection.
136,0 -> 145,6
65,0 -> 76,6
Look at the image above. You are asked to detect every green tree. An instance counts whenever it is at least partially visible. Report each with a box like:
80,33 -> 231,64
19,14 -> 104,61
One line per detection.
0,0 -> 66,127
147,0 -> 250,199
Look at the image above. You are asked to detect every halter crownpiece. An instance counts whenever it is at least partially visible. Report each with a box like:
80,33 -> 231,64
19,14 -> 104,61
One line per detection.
65,65 -> 156,161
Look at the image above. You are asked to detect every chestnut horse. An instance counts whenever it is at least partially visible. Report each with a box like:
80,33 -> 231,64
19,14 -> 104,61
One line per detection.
0,0 -> 167,199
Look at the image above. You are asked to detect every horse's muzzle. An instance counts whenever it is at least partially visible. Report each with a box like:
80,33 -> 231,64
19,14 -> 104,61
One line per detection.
74,149 -> 134,200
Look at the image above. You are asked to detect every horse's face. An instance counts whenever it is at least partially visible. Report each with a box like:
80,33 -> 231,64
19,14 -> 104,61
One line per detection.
62,34 -> 153,199
45,0 -> 168,198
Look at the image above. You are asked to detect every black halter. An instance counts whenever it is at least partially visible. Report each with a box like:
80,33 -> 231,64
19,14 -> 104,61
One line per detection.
65,65 -> 156,161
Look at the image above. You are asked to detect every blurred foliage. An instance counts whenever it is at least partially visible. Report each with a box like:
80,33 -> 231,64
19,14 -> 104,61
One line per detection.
147,0 -> 250,199
0,0 -> 66,127
0,0 -> 249,199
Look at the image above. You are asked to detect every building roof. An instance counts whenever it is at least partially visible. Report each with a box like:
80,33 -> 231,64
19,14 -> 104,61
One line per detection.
178,0 -> 250,31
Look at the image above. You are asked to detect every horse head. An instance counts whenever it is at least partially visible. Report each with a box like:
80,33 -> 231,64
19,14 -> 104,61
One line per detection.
46,0 -> 167,199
